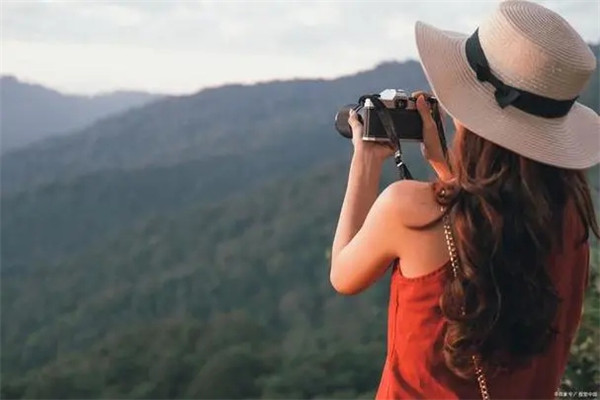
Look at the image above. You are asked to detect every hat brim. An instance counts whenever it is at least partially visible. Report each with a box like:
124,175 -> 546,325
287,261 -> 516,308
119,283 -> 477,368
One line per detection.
415,21 -> 600,169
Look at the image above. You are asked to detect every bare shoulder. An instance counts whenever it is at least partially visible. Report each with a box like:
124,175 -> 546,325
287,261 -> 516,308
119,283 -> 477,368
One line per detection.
379,180 -> 442,227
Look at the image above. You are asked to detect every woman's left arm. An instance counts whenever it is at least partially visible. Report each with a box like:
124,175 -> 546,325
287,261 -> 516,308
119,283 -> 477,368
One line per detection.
330,95 -> 445,295
330,110 -> 401,295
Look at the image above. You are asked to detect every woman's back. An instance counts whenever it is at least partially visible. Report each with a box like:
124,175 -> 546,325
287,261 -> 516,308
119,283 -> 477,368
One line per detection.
329,2 -> 598,398
376,199 -> 590,399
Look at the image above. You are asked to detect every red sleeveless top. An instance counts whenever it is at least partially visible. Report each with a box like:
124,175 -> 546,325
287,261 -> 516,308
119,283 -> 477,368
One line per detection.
375,204 -> 590,399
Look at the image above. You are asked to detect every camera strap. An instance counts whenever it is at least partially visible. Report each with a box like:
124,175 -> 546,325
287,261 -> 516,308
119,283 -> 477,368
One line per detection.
431,101 -> 449,159
361,95 -> 413,180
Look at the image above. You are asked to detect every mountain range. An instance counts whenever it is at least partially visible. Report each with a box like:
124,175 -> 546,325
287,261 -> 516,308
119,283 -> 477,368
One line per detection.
0,75 -> 161,152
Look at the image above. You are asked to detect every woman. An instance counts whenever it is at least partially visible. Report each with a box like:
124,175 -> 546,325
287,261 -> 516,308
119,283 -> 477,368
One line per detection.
330,1 -> 599,399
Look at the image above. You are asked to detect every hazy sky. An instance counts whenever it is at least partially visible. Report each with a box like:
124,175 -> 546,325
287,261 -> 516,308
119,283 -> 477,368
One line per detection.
1,0 -> 598,95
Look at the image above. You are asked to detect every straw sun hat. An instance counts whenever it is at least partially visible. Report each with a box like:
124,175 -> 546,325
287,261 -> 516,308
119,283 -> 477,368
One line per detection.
415,0 -> 599,169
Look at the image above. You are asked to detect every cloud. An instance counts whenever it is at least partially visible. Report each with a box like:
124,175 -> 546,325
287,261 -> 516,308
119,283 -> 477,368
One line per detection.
1,0 -> 598,94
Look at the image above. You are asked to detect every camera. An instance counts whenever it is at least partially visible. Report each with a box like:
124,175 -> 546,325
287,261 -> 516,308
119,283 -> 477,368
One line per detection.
334,89 -> 438,142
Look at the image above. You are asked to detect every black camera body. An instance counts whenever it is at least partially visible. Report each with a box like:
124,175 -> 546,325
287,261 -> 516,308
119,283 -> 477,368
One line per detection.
335,89 -> 438,142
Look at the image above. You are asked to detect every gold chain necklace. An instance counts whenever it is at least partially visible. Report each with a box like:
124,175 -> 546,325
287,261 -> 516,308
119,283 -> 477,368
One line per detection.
442,208 -> 491,400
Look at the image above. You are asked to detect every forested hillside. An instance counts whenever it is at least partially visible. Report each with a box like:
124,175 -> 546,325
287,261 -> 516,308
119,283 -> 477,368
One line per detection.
1,46 -> 598,399
2,161 -> 396,398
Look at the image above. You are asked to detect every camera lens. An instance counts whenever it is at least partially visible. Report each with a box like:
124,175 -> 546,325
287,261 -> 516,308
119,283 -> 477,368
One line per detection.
335,104 -> 360,139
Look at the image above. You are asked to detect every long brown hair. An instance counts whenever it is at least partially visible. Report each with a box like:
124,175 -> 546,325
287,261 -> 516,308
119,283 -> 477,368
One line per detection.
434,126 -> 599,379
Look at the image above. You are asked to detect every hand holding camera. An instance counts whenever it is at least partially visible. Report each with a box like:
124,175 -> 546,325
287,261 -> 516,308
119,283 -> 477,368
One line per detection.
348,109 -> 396,162
335,89 -> 450,180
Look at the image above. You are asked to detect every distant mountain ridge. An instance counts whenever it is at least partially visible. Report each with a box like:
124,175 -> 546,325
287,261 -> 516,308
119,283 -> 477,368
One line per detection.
0,75 -> 162,152
0,60 -> 428,194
